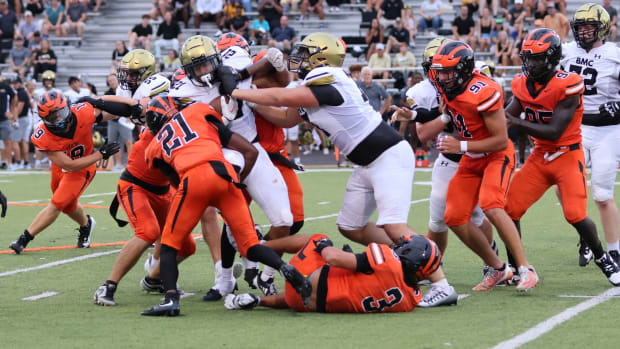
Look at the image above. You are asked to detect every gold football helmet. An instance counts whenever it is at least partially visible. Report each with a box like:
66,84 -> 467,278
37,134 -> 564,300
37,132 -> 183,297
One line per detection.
41,70 -> 56,89
118,49 -> 156,91
180,35 -> 220,87
571,3 -> 610,50
422,38 -> 452,76
288,32 -> 345,79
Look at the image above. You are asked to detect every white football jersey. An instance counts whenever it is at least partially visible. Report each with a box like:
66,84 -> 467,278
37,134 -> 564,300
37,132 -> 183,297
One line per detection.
560,42 -> 620,113
405,79 -> 438,111
301,66 -> 382,156
116,73 -> 170,101
169,45 -> 257,141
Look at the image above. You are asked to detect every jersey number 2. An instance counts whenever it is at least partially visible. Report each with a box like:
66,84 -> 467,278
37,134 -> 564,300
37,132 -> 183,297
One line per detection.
157,114 -> 198,157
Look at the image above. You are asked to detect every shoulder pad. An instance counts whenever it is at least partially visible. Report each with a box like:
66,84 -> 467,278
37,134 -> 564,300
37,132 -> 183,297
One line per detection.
304,67 -> 337,86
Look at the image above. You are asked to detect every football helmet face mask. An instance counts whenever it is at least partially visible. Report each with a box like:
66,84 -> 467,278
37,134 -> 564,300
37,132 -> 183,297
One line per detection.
37,91 -> 72,131
288,32 -> 345,79
520,28 -> 562,84
180,35 -> 221,88
422,38 -> 452,77
146,95 -> 180,134
571,3 -> 610,50
216,32 -> 250,55
393,235 -> 442,289
118,49 -> 157,91
430,41 -> 475,97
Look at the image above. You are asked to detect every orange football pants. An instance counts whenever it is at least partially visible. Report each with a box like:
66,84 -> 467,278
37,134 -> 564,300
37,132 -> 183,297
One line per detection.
506,147 -> 588,224
285,233 -> 329,312
444,143 -> 516,227
161,162 -> 259,257
50,164 -> 96,214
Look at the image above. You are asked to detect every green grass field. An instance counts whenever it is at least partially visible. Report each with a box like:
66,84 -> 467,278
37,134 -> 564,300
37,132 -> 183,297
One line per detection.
0,168 -> 618,348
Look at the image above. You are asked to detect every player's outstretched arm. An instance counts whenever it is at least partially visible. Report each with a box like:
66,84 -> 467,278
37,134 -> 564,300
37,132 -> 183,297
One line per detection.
231,85 -> 319,108
508,95 -> 578,141
252,104 -> 304,128
46,143 -> 119,172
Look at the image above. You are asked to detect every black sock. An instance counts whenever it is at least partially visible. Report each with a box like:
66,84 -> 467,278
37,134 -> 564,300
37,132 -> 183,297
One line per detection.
246,244 -> 284,270
506,220 -> 522,269
220,224 -> 236,269
104,280 -> 118,291
572,217 -> 604,259
23,230 -> 34,241
160,244 -> 179,292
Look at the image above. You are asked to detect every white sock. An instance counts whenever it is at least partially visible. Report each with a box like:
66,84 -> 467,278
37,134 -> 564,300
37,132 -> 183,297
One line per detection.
607,241 -> 619,252
260,266 -> 276,281
243,257 -> 258,270
431,278 -> 449,287
220,267 -> 233,282
214,260 -> 222,271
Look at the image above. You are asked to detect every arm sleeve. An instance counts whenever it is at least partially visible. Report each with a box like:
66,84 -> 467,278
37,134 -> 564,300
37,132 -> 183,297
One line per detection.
414,107 -> 441,123
355,252 -> 374,274
308,84 -> 344,106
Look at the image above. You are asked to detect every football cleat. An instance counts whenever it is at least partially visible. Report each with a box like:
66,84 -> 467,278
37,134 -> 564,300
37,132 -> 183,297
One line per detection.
224,293 -> 260,310
473,263 -> 513,291
515,266 -> 539,292
9,232 -> 32,254
609,250 -> 620,266
244,268 -> 259,289
93,284 -> 116,306
279,263 -> 312,307
594,252 -> 620,286
578,238 -> 593,267
77,215 -> 96,248
141,293 -> 180,317
418,284 -> 458,308
140,276 -> 165,293
203,279 -> 238,301
253,272 -> 278,296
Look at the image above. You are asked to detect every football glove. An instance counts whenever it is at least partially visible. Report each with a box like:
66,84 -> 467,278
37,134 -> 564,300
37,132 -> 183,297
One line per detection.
220,96 -> 238,126
99,142 -> 120,160
224,293 -> 260,310
266,47 -> 286,72
299,129 -> 314,146
599,101 -> 620,119
0,190 -> 6,217
313,238 -> 333,254
216,65 -> 240,96
129,103 -> 145,125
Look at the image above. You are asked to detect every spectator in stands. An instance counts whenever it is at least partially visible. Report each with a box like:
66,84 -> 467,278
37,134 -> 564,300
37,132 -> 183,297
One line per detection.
155,11 -> 182,60
161,49 -> 181,71
268,15 -> 296,54
552,0 -> 567,15
0,0 -> 18,63
64,76 -> 90,104
18,11 -> 39,47
358,66 -> 391,120
150,0 -> 172,20
6,0 -> 20,19
477,6 -> 493,52
507,0 -> 527,40
399,70 -> 423,105
8,36 -> 30,78
300,0 -> 325,27
25,0 -> 44,16
533,0 -> 547,21
365,17 -> 383,62
378,0 -> 404,30
348,64 -> 363,81
172,0 -> 191,28
32,38 -> 57,79
462,0 -> 478,18
87,0 -> 105,13
111,40 -> 129,73
250,13 -> 270,45
493,29 -> 513,66
0,74 -> 16,169
509,26 -> 526,67
603,0 -> 617,42
228,4 -> 249,37
222,0 -> 240,28
281,0 -> 299,14
193,0 -> 224,30
258,0 -> 283,32
419,0 -> 443,35
402,5 -> 416,47
128,14 -> 153,51
392,42 -> 416,70
368,42 -> 391,79
385,17 -> 409,53
43,0 -> 67,38
28,31 -> 42,54
542,3 -> 569,41
490,17 -> 508,46
452,6 -> 476,50
9,77 -> 29,170
105,73 -> 118,95
86,82 -> 97,97
64,0 -> 87,47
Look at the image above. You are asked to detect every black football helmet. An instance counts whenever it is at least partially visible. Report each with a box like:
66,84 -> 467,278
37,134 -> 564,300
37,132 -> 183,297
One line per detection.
429,41 -> 475,97
146,95 -> 180,134
393,235 -> 442,289
520,28 -> 562,84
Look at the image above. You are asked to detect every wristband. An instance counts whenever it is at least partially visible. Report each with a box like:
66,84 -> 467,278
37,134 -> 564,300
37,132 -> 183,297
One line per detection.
238,68 -> 250,81
460,141 -> 468,153
440,113 -> 450,123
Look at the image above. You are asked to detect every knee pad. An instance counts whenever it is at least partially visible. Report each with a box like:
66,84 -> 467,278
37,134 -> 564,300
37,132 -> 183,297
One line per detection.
592,184 -> 614,202
428,219 -> 448,234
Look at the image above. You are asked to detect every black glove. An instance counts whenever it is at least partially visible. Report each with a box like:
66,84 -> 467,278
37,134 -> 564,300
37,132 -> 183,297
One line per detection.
216,65 -> 240,96
599,101 -> 620,118
0,190 -> 6,218
76,96 -> 104,109
99,142 -> 120,160
129,103 -> 145,125
313,238 -> 333,254
342,244 -> 353,253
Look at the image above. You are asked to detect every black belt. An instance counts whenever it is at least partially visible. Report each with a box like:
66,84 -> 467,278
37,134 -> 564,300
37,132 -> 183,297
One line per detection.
582,113 -> 620,127
347,122 -> 402,166
268,151 -> 304,171
555,143 -> 581,151
315,265 -> 330,313
443,153 -> 462,163
120,169 -> 170,195
209,160 -> 246,189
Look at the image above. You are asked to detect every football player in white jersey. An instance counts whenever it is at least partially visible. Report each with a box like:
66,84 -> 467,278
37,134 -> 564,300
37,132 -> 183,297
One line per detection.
222,32 -> 454,301
170,35 -> 294,300
561,3 -> 620,265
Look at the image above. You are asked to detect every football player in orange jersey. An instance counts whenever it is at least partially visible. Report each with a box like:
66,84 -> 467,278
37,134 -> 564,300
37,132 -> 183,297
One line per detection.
428,41 -> 539,292
224,234 -> 440,313
141,96 -> 311,316
9,92 -> 144,254
505,28 -> 620,286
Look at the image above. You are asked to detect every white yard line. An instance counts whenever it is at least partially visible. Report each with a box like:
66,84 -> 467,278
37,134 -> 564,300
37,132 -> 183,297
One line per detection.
22,291 -> 59,301
491,287 -> 620,349
557,294 -> 620,299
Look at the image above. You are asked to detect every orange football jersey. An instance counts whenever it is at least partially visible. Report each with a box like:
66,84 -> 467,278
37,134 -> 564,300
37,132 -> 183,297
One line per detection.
145,102 -> 227,176
442,72 -> 504,142
255,111 -> 285,153
31,102 -> 96,167
127,128 -> 169,187
511,71 -> 584,151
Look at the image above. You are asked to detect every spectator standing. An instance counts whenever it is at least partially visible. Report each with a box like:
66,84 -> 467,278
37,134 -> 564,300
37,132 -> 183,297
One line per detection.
378,0 -> 404,30
9,77 -> 30,170
63,76 -> 90,104
111,40 -> 129,73
42,0 -> 66,38
64,0 -> 87,47
365,17 -> 384,62
452,6 -> 476,50
250,13 -> 270,44
128,14 -> 153,51
155,11 -> 182,59
477,6 -> 493,52
193,0 -> 224,29
419,0 -> 443,34
603,0 -> 617,42
0,0 -> 18,63
357,66 -> 392,120
368,42 -> 391,79
258,0 -> 283,33
25,0 -> 44,16
8,36 -> 30,78
18,11 -> 40,47
228,4 -> 249,37
268,15 -> 296,53
32,39 -> 57,79
0,76 -> 16,169
385,17 -> 409,53
542,3 -> 569,41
